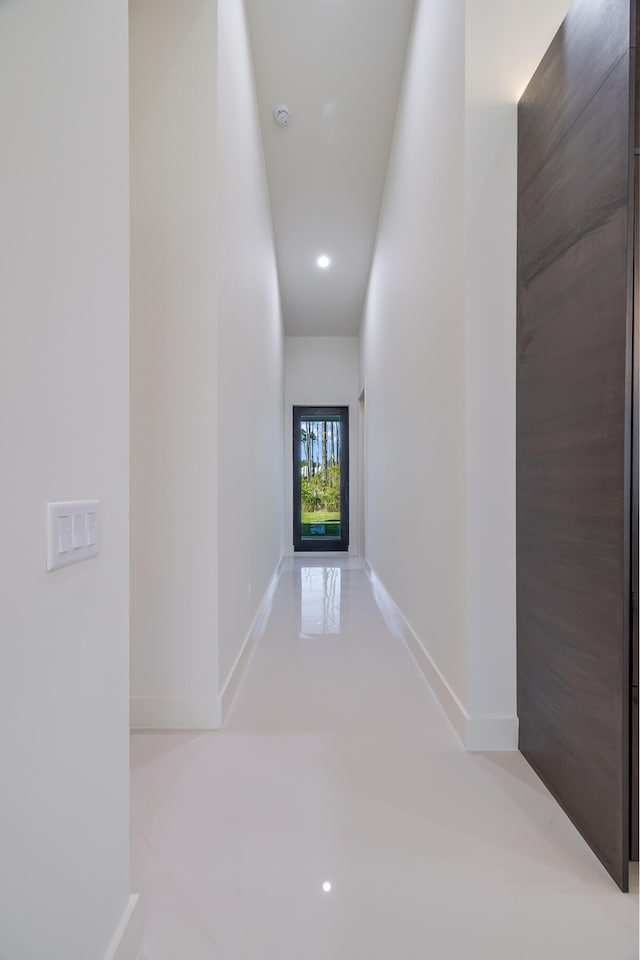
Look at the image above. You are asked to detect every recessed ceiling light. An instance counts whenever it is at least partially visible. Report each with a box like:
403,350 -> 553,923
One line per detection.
317,255 -> 331,269
322,881 -> 332,893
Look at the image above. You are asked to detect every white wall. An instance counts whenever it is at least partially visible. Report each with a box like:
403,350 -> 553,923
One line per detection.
360,0 -> 469,705
361,0 -> 572,749
130,0 -> 284,725
130,0 -> 220,728
0,1 -> 133,957
284,337 -> 360,555
216,0 -> 284,693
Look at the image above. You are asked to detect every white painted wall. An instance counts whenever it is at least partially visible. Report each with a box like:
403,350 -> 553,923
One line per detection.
130,0 -> 284,724
130,0 -> 220,728
216,0 -> 284,693
284,337 -> 360,555
0,1 -> 133,957
360,0 -> 469,704
361,0 -> 572,749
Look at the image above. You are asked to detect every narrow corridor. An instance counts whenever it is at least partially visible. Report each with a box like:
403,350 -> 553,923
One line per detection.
131,559 -> 637,959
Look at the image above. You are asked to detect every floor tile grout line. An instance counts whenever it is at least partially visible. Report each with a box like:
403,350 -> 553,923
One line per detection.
136,827 -> 230,960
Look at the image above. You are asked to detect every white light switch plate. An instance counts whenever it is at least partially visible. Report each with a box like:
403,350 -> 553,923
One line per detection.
47,500 -> 100,571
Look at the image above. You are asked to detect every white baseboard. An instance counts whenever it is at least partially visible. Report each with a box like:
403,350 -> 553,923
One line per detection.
365,563 -> 518,752
365,564 -> 469,746
466,714 -> 519,752
220,557 -> 283,721
130,558 -> 284,732
130,696 -> 221,731
103,894 -> 142,960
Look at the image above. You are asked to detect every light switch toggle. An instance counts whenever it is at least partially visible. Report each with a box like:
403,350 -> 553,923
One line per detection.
86,512 -> 97,547
57,515 -> 71,554
72,514 -> 86,549
47,501 -> 100,571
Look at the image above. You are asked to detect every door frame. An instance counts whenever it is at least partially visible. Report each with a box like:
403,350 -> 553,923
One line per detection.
293,405 -> 349,553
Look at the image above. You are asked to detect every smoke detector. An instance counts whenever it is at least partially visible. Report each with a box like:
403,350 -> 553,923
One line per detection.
274,105 -> 291,126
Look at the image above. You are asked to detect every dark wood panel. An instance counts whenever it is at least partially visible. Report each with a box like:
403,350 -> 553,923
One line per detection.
518,207 -> 630,886
631,152 -> 639,862
633,36 -> 640,697
517,2 -> 634,892
519,56 -> 630,286
632,684 -> 638,859
519,0 -> 631,193
635,0 -> 639,147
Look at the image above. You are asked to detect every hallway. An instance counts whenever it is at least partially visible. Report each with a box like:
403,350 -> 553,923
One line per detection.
131,559 -> 637,960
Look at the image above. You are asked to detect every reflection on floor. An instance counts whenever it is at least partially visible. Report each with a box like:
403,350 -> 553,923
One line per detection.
130,557 -> 639,960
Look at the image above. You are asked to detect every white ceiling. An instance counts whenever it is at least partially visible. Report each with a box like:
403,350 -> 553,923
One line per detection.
245,0 -> 416,336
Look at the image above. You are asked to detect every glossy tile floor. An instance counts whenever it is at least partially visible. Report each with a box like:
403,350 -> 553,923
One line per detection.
131,558 -> 639,959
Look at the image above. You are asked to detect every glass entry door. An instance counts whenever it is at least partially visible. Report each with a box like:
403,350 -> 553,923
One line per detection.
293,406 -> 349,552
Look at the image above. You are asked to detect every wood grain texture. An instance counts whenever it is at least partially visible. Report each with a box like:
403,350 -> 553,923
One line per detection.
635,0 -> 639,147
517,0 -> 634,891
632,685 -> 638,859
519,0 -> 630,192
631,147 -> 639,862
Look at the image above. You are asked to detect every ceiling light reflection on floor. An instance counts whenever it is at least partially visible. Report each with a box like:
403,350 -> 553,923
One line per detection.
300,567 -> 341,635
